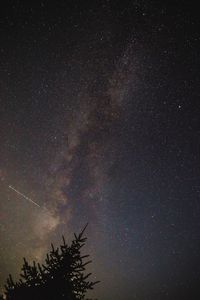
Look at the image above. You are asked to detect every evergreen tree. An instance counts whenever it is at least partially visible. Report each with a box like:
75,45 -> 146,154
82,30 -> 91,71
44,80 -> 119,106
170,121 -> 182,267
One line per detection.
2,225 -> 99,300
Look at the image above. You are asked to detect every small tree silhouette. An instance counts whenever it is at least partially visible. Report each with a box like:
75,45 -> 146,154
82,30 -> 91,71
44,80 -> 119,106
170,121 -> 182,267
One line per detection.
2,224 -> 99,300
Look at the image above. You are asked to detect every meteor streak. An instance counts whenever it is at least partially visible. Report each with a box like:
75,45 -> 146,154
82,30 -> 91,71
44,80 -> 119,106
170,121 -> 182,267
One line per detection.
9,185 -> 41,208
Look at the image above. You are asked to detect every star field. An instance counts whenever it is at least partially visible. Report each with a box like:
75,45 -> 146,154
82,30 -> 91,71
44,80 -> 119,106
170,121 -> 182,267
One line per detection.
0,1 -> 200,299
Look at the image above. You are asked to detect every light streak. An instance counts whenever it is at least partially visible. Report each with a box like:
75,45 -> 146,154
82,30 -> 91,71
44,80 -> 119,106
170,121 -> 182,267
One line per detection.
8,185 -> 41,208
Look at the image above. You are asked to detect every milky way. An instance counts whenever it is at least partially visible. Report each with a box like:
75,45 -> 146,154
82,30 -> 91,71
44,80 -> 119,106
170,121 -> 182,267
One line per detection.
42,43 -> 137,231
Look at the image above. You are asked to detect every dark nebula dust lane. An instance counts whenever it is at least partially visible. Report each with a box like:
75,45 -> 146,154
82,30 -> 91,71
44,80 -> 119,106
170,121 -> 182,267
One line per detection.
0,2 -> 200,299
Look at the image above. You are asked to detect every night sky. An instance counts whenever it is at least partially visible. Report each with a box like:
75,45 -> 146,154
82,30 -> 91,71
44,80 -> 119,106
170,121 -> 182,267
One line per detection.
0,1 -> 200,299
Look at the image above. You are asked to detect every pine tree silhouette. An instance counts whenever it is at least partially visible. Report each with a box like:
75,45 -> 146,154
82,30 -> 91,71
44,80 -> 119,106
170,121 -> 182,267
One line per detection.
2,224 -> 99,300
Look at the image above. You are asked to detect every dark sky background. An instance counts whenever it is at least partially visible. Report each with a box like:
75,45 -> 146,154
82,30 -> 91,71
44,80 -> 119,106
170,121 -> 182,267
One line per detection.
0,1 -> 200,299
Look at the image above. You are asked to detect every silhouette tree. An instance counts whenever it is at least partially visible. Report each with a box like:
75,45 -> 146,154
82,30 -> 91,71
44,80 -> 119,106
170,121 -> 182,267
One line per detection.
1,224 -> 99,300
